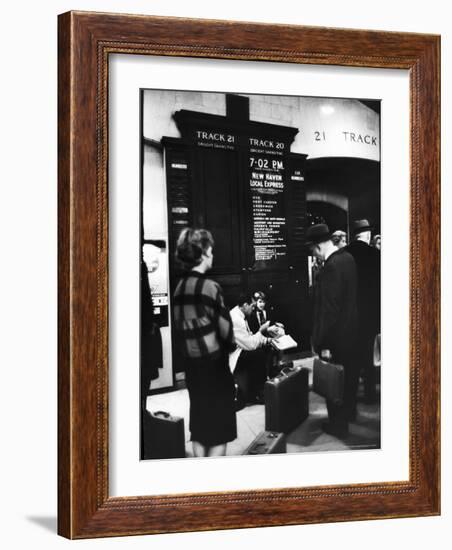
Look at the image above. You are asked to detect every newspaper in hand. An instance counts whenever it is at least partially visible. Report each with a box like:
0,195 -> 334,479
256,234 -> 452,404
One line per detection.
271,334 -> 298,351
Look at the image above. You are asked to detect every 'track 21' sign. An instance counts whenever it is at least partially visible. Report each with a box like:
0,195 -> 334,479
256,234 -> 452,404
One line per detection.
195,130 -> 236,150
295,98 -> 380,161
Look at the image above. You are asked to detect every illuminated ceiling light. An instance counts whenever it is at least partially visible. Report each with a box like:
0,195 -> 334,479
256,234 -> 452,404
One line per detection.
320,105 -> 335,115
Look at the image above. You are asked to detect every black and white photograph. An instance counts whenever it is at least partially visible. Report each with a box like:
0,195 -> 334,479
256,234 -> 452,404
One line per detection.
140,89 -> 381,460
2,0 -> 445,546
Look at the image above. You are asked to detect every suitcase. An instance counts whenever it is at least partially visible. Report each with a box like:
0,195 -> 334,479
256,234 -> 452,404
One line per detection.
274,351 -> 318,386
264,363 -> 309,433
312,359 -> 344,405
243,430 -> 286,455
142,410 -> 186,459
276,350 -> 315,366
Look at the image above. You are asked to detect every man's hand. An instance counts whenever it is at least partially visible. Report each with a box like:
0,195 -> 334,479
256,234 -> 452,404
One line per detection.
267,325 -> 285,338
258,320 -> 271,334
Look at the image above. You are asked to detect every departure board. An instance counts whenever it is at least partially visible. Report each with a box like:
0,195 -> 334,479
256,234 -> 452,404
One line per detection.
248,137 -> 288,268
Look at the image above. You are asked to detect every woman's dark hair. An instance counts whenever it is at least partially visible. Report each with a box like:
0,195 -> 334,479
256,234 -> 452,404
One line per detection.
253,290 -> 266,302
175,228 -> 214,271
237,292 -> 255,307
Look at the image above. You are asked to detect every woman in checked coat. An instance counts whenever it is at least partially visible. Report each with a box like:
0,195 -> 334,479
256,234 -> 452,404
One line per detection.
173,228 -> 237,457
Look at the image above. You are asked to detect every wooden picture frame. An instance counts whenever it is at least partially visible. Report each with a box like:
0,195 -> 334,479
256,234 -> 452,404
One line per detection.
58,11 -> 440,539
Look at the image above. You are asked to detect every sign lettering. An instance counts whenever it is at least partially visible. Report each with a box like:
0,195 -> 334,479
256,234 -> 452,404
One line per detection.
248,138 -> 288,267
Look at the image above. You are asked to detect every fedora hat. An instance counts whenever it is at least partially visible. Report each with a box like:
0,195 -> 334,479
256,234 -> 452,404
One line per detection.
305,223 -> 331,246
351,219 -> 373,235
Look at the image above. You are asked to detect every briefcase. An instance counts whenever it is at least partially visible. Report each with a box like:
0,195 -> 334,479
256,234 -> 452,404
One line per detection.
264,363 -> 309,433
312,359 -> 344,405
243,430 -> 286,455
142,410 -> 186,460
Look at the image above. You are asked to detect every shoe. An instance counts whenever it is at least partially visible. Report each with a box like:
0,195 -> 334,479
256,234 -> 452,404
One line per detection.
322,421 -> 349,438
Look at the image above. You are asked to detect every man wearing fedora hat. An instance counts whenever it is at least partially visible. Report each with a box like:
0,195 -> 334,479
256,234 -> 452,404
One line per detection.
346,219 -> 381,405
307,223 -> 359,437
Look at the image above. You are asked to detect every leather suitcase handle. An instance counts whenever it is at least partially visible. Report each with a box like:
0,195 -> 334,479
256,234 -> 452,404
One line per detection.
280,364 -> 294,376
153,410 -> 170,418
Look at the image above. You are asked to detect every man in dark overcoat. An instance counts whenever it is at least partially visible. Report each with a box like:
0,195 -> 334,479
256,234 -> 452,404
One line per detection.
307,224 -> 359,437
346,219 -> 381,404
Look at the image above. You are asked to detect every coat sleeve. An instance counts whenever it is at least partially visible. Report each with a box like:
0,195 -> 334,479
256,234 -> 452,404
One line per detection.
232,315 -> 266,351
204,281 -> 236,352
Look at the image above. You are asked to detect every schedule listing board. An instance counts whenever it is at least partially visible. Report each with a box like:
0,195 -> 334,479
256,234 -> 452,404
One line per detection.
248,137 -> 288,269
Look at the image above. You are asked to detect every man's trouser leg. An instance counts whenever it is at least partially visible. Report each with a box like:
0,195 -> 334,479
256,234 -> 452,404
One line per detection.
234,349 -> 267,402
326,351 -> 359,432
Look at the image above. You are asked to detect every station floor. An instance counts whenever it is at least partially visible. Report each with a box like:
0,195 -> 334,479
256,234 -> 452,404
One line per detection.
146,380 -> 381,457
